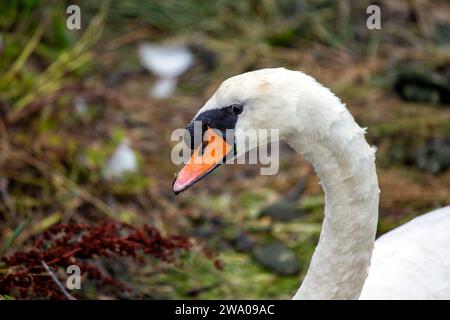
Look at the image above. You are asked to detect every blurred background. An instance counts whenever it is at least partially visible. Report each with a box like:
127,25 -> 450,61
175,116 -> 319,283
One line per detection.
0,0 -> 449,299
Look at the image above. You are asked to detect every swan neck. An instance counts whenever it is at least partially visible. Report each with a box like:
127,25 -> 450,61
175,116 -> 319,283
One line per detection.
290,112 -> 379,299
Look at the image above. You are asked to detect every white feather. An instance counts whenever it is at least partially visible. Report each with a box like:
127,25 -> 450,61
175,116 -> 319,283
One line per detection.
361,206 -> 450,299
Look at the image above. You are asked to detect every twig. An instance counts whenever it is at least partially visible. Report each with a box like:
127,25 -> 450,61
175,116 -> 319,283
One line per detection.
4,23 -> 47,81
41,261 -> 76,300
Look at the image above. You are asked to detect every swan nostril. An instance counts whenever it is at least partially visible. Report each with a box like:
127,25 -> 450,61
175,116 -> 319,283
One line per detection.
184,120 -> 210,151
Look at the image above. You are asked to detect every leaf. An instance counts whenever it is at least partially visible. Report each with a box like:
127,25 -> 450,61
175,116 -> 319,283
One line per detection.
32,213 -> 62,235
0,218 -> 30,254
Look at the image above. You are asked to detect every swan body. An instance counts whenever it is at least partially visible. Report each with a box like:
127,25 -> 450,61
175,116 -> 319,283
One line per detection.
361,205 -> 450,299
173,68 -> 450,299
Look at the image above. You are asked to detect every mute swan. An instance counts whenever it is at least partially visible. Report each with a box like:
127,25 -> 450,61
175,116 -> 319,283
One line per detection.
172,68 -> 450,299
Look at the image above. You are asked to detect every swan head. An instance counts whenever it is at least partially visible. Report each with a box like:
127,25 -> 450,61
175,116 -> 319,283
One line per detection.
173,67 -> 342,193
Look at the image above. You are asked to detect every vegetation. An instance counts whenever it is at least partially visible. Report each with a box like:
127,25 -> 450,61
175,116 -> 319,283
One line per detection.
0,0 -> 449,299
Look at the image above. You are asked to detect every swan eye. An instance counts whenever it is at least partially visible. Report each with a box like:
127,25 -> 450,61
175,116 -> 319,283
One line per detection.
229,104 -> 243,115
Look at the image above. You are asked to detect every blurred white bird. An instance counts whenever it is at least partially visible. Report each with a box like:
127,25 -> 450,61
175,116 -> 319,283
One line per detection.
138,42 -> 193,98
103,138 -> 138,179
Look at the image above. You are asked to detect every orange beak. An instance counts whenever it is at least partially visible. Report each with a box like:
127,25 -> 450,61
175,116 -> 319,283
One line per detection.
173,128 -> 232,194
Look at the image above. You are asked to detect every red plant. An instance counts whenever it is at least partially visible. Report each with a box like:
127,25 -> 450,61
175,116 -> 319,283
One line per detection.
0,220 -> 192,299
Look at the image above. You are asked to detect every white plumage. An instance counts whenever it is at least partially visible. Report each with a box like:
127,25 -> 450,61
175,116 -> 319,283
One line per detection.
361,205 -> 450,299
138,42 -> 193,98
194,68 -> 450,299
